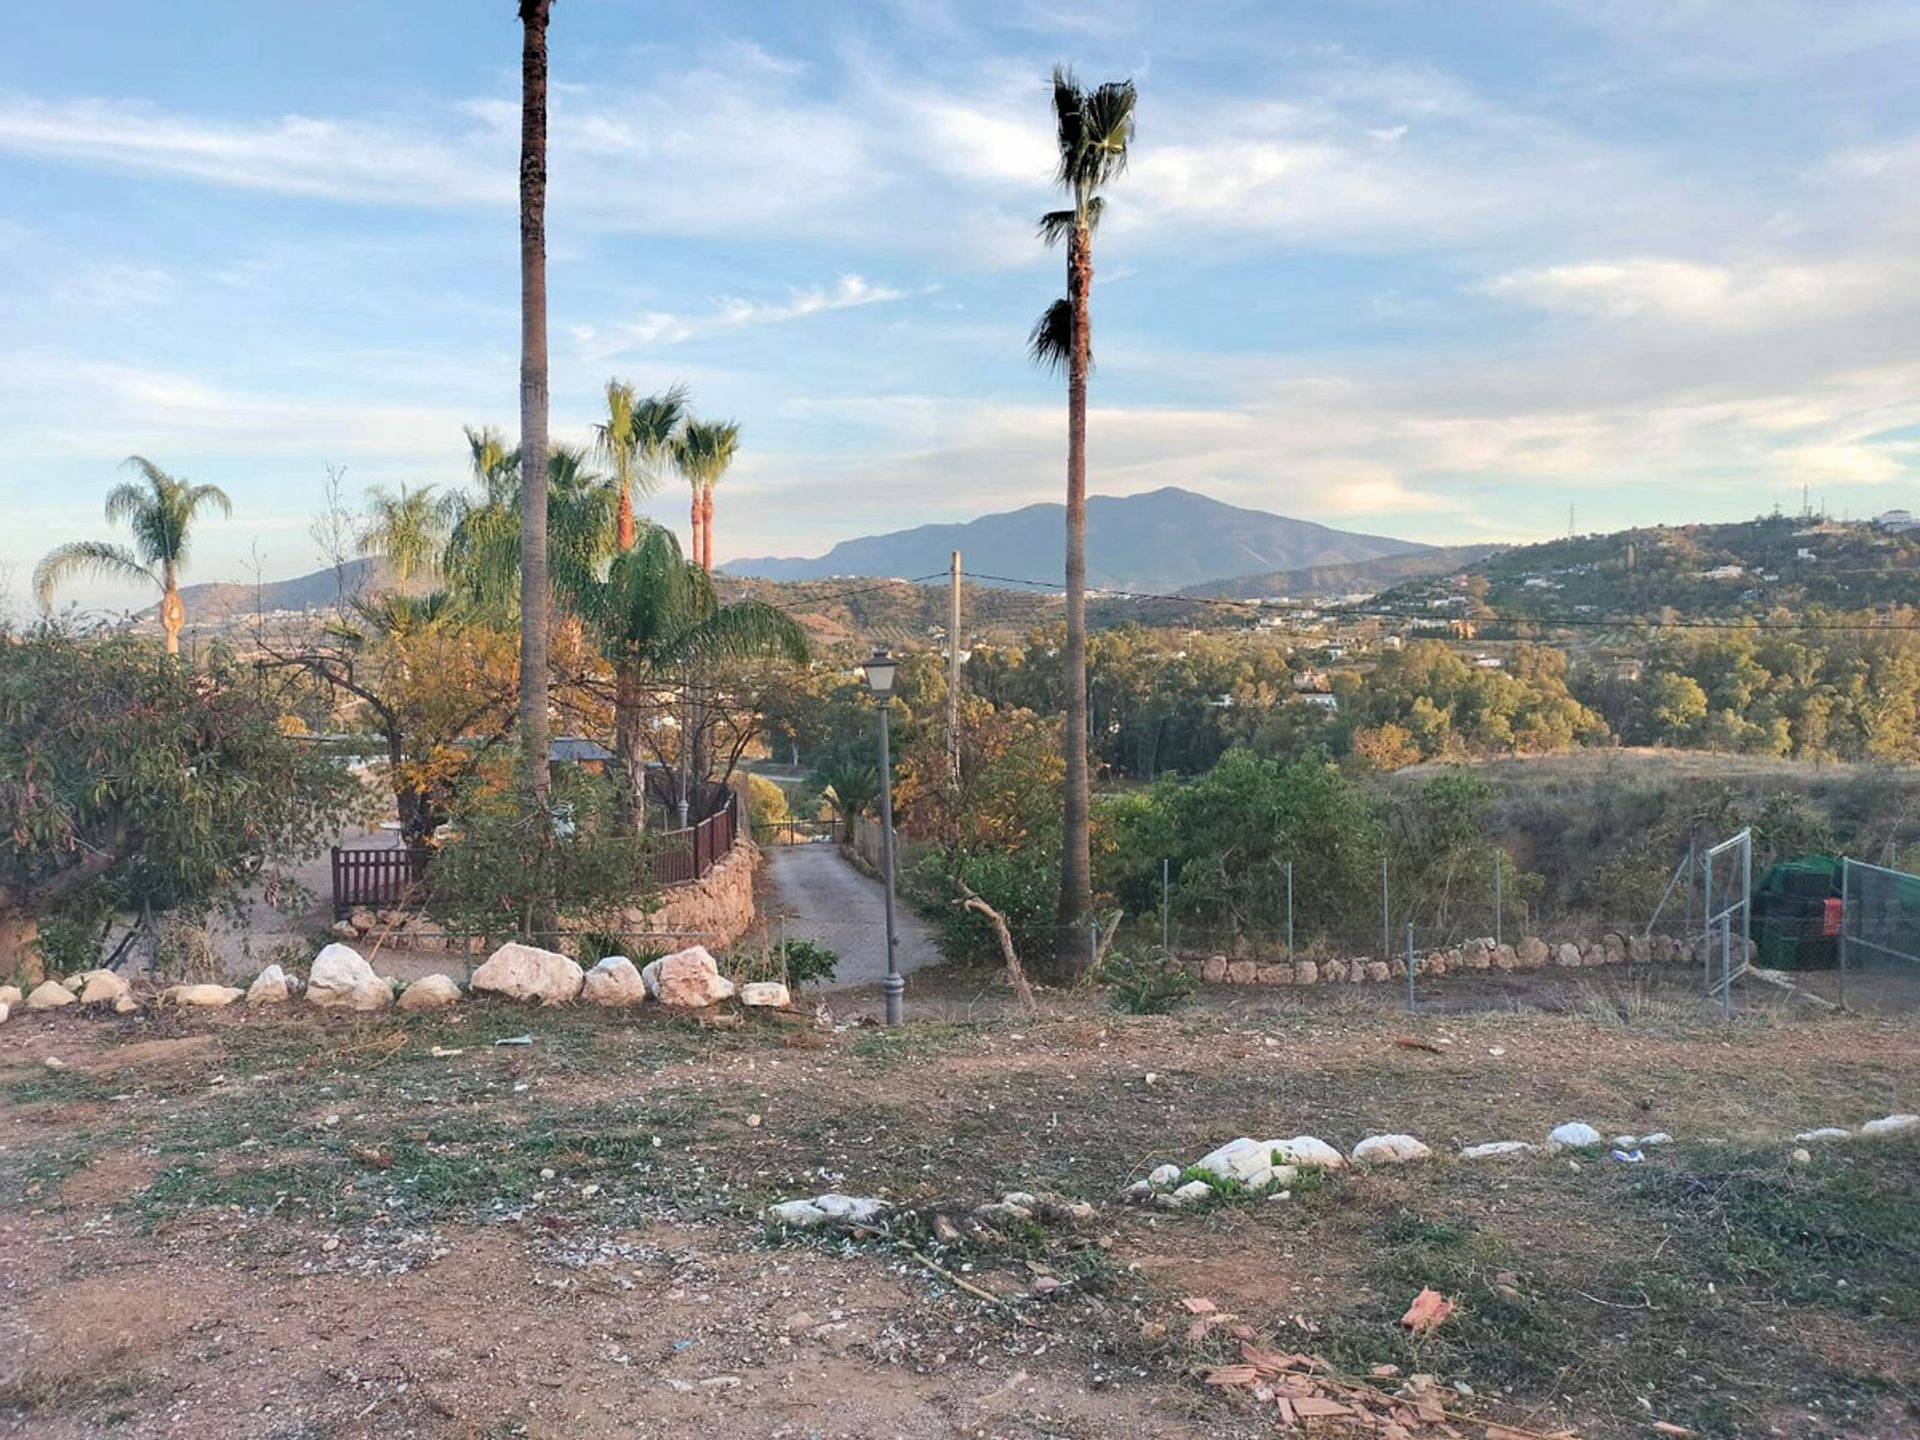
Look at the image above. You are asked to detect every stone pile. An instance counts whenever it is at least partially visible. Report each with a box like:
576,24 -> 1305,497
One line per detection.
5,940 -> 790,1023
1187,930 -> 1741,988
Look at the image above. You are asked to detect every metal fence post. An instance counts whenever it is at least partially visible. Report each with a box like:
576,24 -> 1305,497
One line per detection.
1381,856 -> 1390,960
1839,858 -> 1850,1009
1728,917 -> 1743,1021
1405,922 -> 1416,1014
1494,854 -> 1503,948
1161,857 -> 1170,954
1286,860 -> 1295,960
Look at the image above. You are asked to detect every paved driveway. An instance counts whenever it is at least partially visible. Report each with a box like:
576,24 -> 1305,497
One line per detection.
759,843 -> 942,989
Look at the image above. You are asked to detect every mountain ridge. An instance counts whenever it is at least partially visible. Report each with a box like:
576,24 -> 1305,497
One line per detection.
725,486 -> 1428,593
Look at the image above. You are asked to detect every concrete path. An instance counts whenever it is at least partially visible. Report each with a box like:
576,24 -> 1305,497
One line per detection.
759,842 -> 942,989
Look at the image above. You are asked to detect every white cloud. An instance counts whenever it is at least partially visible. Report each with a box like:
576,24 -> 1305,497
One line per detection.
571,275 -> 906,361
51,262 -> 177,308
1485,252 -> 1918,329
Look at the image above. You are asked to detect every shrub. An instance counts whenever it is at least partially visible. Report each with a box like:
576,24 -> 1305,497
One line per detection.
778,937 -> 839,990
1103,945 -> 1196,1015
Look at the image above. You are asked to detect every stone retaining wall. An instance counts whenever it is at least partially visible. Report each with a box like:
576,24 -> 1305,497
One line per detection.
1185,931 -> 1742,987
332,830 -> 762,957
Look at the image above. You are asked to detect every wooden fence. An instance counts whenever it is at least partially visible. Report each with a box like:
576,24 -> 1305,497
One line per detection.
331,790 -> 741,918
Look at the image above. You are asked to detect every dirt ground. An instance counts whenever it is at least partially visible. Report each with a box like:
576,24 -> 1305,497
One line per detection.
2,970 -> 1915,1440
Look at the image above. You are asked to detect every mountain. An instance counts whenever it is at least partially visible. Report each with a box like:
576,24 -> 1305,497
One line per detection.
1179,545 -> 1503,600
155,557 -> 387,624
725,486 -> 1429,593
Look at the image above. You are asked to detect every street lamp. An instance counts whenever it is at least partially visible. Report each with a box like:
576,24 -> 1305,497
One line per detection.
860,648 -> 903,1025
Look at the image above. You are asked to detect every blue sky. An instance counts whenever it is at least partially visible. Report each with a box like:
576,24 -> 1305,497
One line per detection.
5,0 -> 1920,607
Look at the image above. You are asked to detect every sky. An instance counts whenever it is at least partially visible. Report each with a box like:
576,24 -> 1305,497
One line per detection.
4,0 -> 1920,610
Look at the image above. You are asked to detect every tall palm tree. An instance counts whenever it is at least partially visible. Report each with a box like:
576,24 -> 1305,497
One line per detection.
518,0 -> 555,810
566,525 -> 807,829
34,456 -> 233,656
592,380 -> 690,552
358,483 -> 445,595
1031,65 -> 1135,978
677,417 -> 740,573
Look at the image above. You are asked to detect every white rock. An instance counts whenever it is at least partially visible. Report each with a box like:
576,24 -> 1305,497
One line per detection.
739,981 -> 792,1008
640,946 -> 736,1008
164,984 -> 244,1008
247,965 -> 294,1005
766,1193 -> 889,1228
1270,1135 -> 1346,1169
1547,1122 -> 1602,1150
307,944 -> 392,1012
1194,1137 -> 1278,1184
113,995 -> 138,1014
582,956 -> 647,1007
1790,1147 -> 1813,1165
78,971 -> 131,1004
1171,1180 -> 1214,1205
25,980 -> 77,1009
0,984 -> 21,1008
1460,1141 -> 1537,1161
397,974 -> 462,1011
1794,1126 -> 1852,1143
1860,1113 -> 1919,1138
471,942 -> 584,1004
1639,1132 -> 1673,1147
1351,1134 -> 1433,1165
1146,1163 -> 1182,1190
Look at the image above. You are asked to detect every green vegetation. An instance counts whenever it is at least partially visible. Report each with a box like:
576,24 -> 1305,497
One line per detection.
0,624 -> 352,976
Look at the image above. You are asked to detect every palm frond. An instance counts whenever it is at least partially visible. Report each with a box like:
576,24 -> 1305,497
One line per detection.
1048,65 -> 1136,204
184,483 -> 233,521
1029,297 -> 1075,375
33,541 -> 157,611
677,417 -> 742,491
1037,209 -> 1076,248
102,480 -> 151,527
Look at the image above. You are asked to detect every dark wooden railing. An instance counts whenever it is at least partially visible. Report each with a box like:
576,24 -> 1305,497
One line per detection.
330,789 -> 742,918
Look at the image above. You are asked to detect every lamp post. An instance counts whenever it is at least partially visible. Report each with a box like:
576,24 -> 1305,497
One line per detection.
860,648 -> 904,1025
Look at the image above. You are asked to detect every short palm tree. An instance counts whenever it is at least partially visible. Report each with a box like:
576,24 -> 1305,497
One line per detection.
35,456 -> 233,656
440,443 -> 617,620
593,380 -> 689,551
817,760 -> 882,844
677,417 -> 740,573
566,525 -> 807,829
1031,65 -> 1136,979
358,483 -> 446,595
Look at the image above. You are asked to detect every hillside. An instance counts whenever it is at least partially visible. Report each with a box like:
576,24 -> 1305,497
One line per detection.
1374,514 -> 1920,624
725,486 -> 1428,593
1179,544 -> 1501,600
157,557 -> 386,623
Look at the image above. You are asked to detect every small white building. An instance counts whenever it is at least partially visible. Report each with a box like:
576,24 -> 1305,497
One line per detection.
1875,509 -> 1919,533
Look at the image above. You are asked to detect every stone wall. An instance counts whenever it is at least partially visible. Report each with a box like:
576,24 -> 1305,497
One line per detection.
1185,931 -> 1741,988
331,829 -> 762,958
637,835 -> 760,948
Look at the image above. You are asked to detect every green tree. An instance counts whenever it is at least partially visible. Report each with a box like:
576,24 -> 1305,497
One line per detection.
1030,65 -> 1137,979
565,525 -> 807,829
593,380 -> 688,551
0,625 -> 351,979
678,417 -> 741,573
358,482 -> 446,595
34,456 -> 232,656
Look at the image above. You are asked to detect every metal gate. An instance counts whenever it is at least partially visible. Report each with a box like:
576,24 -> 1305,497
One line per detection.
1702,829 -> 1752,1016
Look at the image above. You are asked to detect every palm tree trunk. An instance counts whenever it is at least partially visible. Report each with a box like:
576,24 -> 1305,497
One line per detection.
614,661 -> 648,832
160,580 -> 184,658
517,0 -> 554,819
689,491 -> 704,576
616,488 -> 636,551
1055,223 -> 1094,979
701,488 -> 715,572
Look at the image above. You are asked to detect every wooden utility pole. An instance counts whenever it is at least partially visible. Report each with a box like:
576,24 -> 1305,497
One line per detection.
948,549 -> 962,785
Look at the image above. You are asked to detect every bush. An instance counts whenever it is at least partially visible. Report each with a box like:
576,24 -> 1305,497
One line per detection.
778,937 -> 839,990
1103,946 -> 1196,1015
918,843 -> 1059,968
